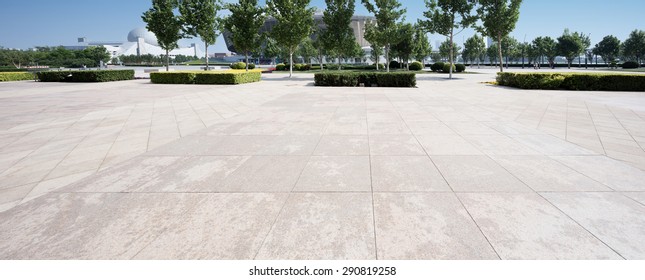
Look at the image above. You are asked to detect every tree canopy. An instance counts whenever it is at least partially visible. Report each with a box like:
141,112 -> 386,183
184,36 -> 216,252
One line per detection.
321,0 -> 356,70
462,34 -> 485,66
476,0 -> 523,72
142,0 -> 184,71
593,35 -> 621,66
267,0 -> 315,77
622,29 -> 645,64
361,0 -> 406,72
223,0 -> 266,71
557,29 -> 585,68
179,0 -> 222,69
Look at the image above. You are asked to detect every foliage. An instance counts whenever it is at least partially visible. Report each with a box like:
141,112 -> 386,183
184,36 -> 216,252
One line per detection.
593,35 -> 621,66
497,72 -> 645,91
314,71 -> 416,87
267,0 -> 315,77
556,29 -> 585,68
476,0 -> 523,72
321,0 -> 356,70
390,23 -> 415,70
501,36 -> 519,64
412,28 -> 432,63
142,0 -> 184,71
622,29 -> 645,64
0,46 -> 111,68
462,35 -> 486,65
389,60 -> 401,69
297,38 -> 317,64
362,0 -> 407,72
430,62 -> 445,72
230,62 -> 255,69
455,63 -> 466,72
151,71 -> 261,84
419,0 -> 475,78
622,61 -> 640,69
486,43 -> 499,65
439,39 -> 461,61
533,36 -> 557,68
0,72 -> 34,82
223,0 -> 266,71
442,63 -> 456,73
409,61 -> 423,71
37,70 -> 134,82
276,63 -> 287,71
179,0 -> 223,70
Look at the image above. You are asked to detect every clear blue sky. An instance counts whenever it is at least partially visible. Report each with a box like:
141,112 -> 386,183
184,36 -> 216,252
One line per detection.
1,0 -> 643,52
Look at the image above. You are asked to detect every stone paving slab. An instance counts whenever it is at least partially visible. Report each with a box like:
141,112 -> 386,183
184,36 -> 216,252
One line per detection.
1,69 -> 645,259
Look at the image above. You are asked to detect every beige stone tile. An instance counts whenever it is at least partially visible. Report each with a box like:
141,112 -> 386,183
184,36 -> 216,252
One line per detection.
416,134 -> 483,155
552,156 -> 645,191
369,135 -> 425,156
218,156 -> 309,192
431,156 -> 531,192
492,156 -> 612,192
543,192 -> 645,259
134,193 -> 289,259
463,135 -> 540,155
406,121 -> 456,135
256,193 -> 375,259
371,156 -> 450,192
294,156 -> 371,192
374,193 -> 498,259
0,184 -> 35,211
510,134 -> 597,155
257,135 -> 320,156
22,171 -> 95,204
314,136 -> 369,156
458,192 -> 622,260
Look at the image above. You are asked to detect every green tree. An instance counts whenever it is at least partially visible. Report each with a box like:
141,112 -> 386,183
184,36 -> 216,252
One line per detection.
501,36 -> 518,67
593,35 -> 620,67
311,32 -> 326,70
439,39 -> 461,62
179,0 -> 222,70
486,43 -> 498,66
476,0 -> 523,72
321,0 -> 356,70
267,0 -> 315,77
142,0 -> 184,71
526,42 -> 540,65
364,23 -> 383,70
297,38 -> 317,64
82,46 -> 111,67
533,36 -> 557,68
262,36 -> 281,65
362,0 -> 406,72
622,29 -> 645,65
463,34 -> 485,67
419,0 -> 475,78
412,28 -> 432,65
390,23 -> 415,70
556,29 -> 584,69
223,0 -> 266,71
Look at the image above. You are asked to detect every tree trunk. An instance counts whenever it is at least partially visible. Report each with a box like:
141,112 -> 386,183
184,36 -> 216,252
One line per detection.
497,35 -> 504,73
338,54 -> 341,70
319,51 -> 323,72
289,52 -> 293,78
449,32 -> 454,79
165,50 -> 170,72
205,43 -> 209,71
245,53 -> 249,72
385,45 -> 390,73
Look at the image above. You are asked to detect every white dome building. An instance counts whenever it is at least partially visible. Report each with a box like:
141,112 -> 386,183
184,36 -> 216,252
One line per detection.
117,27 -> 203,58
127,28 -> 159,46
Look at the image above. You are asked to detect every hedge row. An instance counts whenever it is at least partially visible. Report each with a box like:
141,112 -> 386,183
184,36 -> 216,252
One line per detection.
0,72 -> 35,82
497,72 -> 645,91
0,68 -> 29,73
314,72 -> 416,87
36,70 -> 134,82
150,71 -> 261,85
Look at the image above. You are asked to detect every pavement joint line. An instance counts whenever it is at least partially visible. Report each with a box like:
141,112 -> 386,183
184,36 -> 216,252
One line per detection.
96,104 -> 138,173
605,104 -> 645,153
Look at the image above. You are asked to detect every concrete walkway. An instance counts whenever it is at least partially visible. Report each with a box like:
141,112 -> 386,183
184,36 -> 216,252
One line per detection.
1,69 -> 644,259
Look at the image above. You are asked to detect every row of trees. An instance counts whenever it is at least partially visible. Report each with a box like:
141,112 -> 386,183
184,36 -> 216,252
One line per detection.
458,29 -> 645,69
142,0 -> 523,78
0,46 -> 110,68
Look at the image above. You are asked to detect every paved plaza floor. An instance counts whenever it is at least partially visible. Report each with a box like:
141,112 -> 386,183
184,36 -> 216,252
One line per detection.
1,69 -> 644,259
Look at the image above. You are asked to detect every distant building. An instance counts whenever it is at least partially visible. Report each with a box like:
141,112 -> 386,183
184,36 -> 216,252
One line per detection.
65,28 -> 204,59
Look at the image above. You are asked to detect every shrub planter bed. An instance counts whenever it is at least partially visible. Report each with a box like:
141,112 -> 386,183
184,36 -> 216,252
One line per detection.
36,70 -> 134,82
150,71 -> 261,85
0,72 -> 35,82
314,72 -> 416,87
497,72 -> 645,91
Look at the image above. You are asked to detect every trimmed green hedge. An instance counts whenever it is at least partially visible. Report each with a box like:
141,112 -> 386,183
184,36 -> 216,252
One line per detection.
150,71 -> 261,85
36,70 -> 134,82
0,68 -> 29,73
497,72 -> 645,91
314,72 -> 416,87
0,72 -> 35,82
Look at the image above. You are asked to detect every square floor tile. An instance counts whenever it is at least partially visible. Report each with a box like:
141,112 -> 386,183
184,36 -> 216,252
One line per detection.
369,135 -> 426,156
458,192 -> 621,260
294,156 -> 371,192
552,156 -> 645,191
371,156 -> 450,192
314,136 -> 369,156
416,134 -> 483,155
133,193 -> 289,259
374,193 -> 498,259
218,156 -> 310,192
255,193 -> 375,259
431,156 -> 531,192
